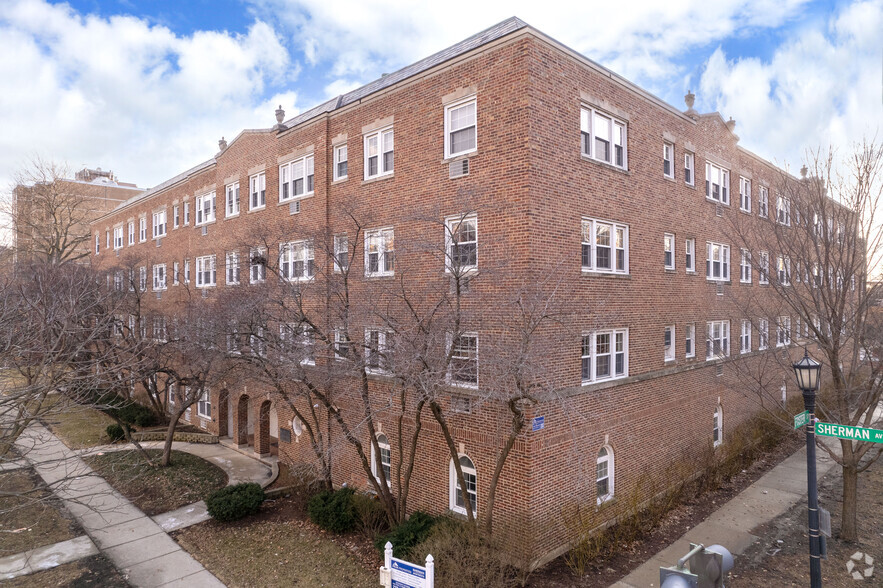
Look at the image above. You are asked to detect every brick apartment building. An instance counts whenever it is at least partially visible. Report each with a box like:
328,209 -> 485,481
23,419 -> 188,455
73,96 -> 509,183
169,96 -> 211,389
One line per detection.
91,18 -> 831,562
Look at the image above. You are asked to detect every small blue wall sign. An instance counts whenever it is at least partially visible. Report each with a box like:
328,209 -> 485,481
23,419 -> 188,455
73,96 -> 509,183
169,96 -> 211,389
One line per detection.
532,416 -> 545,431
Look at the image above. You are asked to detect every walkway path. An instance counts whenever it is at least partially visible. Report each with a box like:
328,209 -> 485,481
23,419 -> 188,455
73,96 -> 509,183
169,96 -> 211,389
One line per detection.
612,443 -> 840,587
4,425 -> 273,586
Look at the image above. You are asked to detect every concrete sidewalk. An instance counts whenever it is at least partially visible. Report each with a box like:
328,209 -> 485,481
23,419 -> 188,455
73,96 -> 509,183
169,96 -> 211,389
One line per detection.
612,444 -> 840,587
13,423 -> 226,587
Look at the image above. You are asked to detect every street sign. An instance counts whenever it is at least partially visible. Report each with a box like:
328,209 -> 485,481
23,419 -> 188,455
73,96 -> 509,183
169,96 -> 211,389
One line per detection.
819,507 -> 831,538
815,422 -> 883,443
532,416 -> 545,432
794,411 -> 810,429
390,558 -> 427,588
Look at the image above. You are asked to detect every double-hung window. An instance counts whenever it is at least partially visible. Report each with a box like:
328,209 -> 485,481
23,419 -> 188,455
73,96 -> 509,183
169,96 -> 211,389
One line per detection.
195,192 -> 216,225
183,201 -> 190,225
685,238 -> 695,272
364,127 -> 394,179
706,320 -> 730,360
740,249 -> 752,283
663,143 -> 674,178
684,152 -> 695,186
777,255 -> 791,286
449,334 -> 478,387
280,324 -> 315,365
173,261 -> 179,285
664,326 -> 675,362
95,234 -> 100,255
139,266 -> 147,291
184,259 -> 190,284
333,144 -> 348,181
365,329 -> 392,373
152,210 -> 167,238
195,255 -> 216,288
365,228 -> 395,277
758,318 -> 769,350
740,177 -> 751,212
450,455 -> 477,516
740,319 -> 751,353
706,242 -> 730,281
249,172 -> 266,210
777,316 -> 791,347
152,264 -> 167,291
596,447 -> 614,504
580,106 -> 627,168
128,222 -> 135,245
758,186 -> 769,217
197,388 -> 211,419
250,247 -> 266,283
113,227 -> 123,250
685,323 -> 695,358
173,204 -> 180,228
225,182 -> 240,217
759,251 -> 770,285
664,233 -> 675,269
279,155 -> 314,202
713,406 -> 723,447
776,196 -> 791,225
106,231 -> 110,250
581,329 -> 628,383
372,433 -> 392,485
445,214 -> 478,273
705,161 -> 730,204
333,235 -> 348,273
279,240 -> 315,282
139,217 -> 147,242
226,251 -> 240,285
581,218 -> 628,274
445,97 -> 477,159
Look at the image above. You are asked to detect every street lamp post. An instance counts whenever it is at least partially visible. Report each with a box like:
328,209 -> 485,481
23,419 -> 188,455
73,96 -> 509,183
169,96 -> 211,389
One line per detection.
793,348 -> 823,588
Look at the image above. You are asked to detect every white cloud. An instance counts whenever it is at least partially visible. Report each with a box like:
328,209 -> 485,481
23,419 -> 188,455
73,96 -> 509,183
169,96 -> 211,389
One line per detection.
0,0 -> 297,192
699,0 -> 883,167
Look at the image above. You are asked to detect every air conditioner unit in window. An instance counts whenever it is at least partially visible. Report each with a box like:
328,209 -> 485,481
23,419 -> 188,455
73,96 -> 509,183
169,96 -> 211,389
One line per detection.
156,291 -> 162,300
716,204 -> 723,217
716,364 -> 724,377
201,226 -> 208,236
290,201 -> 300,215
716,282 -> 724,295
449,159 -> 470,179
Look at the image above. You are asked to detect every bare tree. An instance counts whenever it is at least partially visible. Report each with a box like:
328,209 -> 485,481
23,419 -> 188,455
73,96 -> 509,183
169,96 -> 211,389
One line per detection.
727,141 -> 883,541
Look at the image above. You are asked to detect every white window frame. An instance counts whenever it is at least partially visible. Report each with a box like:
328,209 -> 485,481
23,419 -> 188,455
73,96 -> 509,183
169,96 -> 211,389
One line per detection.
685,238 -> 695,272
197,388 -> 211,419
250,247 -> 266,284
664,233 -> 675,270
664,325 -> 675,362
371,433 -> 391,485
759,251 -> 770,285
444,96 -> 477,159
184,259 -> 190,284
113,227 -> 123,250
580,106 -> 627,169
740,249 -> 752,283
705,242 -> 730,281
777,255 -> 791,286
663,142 -> 674,179
740,319 -> 751,354
685,323 -> 696,358
758,186 -> 769,218
706,320 -> 730,360
195,191 -> 216,226
173,261 -> 179,285
152,264 -> 167,291
333,144 -> 348,181
152,210 -> 167,238
225,182 -> 240,217
139,266 -> 147,291
581,218 -> 629,275
249,172 -> 266,211
445,214 -> 478,273
128,222 -> 135,245
448,333 -> 478,388
106,230 -> 110,250
279,154 -> 315,203
195,255 -> 216,288
776,195 -> 791,226
279,240 -> 315,282
173,204 -> 180,228
777,316 -> 791,347
333,328 -> 350,360
449,455 -> 477,516
705,161 -> 730,205
739,176 -> 751,212
596,446 -> 614,504
333,235 -> 348,273
139,217 -> 147,242
713,405 -> 723,447
364,126 -> 394,179
581,329 -> 628,384
183,201 -> 190,225
758,318 -> 769,350
226,251 -> 240,285
365,228 -> 395,277
365,329 -> 391,374
684,152 -> 695,186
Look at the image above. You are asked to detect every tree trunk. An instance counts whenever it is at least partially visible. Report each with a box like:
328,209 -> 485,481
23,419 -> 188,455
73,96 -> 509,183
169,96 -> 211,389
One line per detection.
840,463 -> 859,542
160,411 -> 181,467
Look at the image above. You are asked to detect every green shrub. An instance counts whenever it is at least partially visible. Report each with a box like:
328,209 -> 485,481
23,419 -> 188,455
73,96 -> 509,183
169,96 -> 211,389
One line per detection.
352,492 -> 389,540
307,487 -> 357,533
117,403 -> 157,428
375,511 -> 438,559
106,424 -> 127,442
205,482 -> 265,522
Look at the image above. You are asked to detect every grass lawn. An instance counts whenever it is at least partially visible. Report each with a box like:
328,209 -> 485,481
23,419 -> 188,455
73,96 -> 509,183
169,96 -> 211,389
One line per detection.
174,495 -> 378,588
38,395 -> 116,449
0,468 -> 80,557
83,449 -> 227,516
2,554 -> 129,587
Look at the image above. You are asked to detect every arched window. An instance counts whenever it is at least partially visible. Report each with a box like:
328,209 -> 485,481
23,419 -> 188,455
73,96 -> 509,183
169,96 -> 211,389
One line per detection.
596,446 -> 614,504
371,433 -> 391,485
449,455 -> 477,516
713,405 -> 723,447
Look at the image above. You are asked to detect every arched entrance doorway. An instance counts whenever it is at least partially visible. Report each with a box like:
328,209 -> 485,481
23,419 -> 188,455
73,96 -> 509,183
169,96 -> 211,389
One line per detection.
256,400 -> 272,456
217,389 -> 229,437
236,395 -> 249,446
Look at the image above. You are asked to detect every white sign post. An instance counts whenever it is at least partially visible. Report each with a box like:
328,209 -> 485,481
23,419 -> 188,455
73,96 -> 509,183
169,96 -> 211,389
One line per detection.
379,541 -> 434,588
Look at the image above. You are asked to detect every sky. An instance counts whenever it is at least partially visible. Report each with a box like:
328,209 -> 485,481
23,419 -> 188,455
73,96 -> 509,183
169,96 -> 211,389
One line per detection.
0,0 -> 881,200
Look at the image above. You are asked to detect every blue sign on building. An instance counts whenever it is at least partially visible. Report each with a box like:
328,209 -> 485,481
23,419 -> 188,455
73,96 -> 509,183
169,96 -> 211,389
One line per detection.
532,416 -> 545,431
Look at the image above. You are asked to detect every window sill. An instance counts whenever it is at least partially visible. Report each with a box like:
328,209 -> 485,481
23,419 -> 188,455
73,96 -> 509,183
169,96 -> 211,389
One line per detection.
739,208 -> 752,215
442,150 -> 477,164
246,206 -> 266,214
685,182 -> 696,189
705,197 -> 730,207
365,273 -> 395,280
686,270 -> 698,275
664,268 -> 676,273
596,496 -> 616,511
362,173 -> 394,185
663,175 -> 675,183
581,374 -> 627,388
194,220 -> 216,228
225,213 -> 240,220
580,154 -> 630,175
278,193 -> 314,206
332,177 -> 348,185
581,270 -> 631,279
